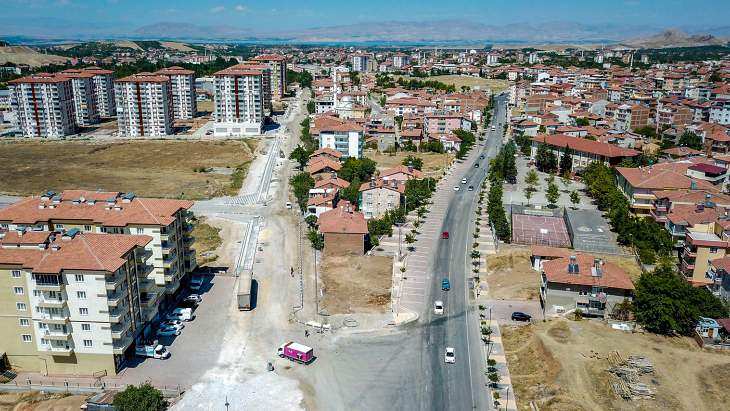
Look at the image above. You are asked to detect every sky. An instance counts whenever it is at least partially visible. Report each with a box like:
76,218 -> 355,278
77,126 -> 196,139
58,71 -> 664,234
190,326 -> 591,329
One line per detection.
0,0 -> 728,36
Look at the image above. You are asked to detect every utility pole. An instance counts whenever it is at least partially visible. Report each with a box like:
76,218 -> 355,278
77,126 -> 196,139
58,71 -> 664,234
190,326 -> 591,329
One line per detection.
313,248 -> 319,319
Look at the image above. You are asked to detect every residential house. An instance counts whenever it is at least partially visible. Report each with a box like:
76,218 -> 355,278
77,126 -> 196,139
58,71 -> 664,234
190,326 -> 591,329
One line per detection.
359,179 -> 405,219
318,203 -> 369,255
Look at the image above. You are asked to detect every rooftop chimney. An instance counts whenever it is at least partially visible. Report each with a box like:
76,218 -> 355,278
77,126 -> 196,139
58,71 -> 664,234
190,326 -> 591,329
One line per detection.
568,255 -> 579,274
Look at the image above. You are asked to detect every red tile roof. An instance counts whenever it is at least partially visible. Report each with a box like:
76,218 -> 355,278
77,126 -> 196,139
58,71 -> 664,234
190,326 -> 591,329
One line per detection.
542,255 -> 634,290
532,134 -> 640,158
318,204 -> 368,234
359,178 -> 406,194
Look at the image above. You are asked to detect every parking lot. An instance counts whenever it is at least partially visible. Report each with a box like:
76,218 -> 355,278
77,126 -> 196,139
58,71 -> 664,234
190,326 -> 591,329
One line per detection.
480,298 -> 543,325
117,274 -> 237,387
504,157 -> 595,210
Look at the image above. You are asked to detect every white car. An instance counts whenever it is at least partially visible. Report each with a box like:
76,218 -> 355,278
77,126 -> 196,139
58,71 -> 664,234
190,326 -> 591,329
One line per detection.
461,178 -> 467,184
160,320 -> 184,331
453,186 -> 460,191
445,347 -> 455,364
157,327 -> 181,337
434,300 -> 444,315
184,294 -> 202,304
166,307 -> 193,322
285,201 -> 292,209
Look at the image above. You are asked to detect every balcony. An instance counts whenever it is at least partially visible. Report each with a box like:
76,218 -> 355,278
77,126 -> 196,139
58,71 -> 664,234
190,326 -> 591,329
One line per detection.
106,289 -> 127,307
37,296 -> 67,309
140,292 -> 160,307
35,281 -> 63,292
112,335 -> 135,355
42,328 -> 72,341
163,255 -> 178,268
38,311 -> 70,323
105,274 -> 124,291
111,322 -> 131,339
39,344 -> 74,356
107,310 -> 125,323
683,247 -> 697,258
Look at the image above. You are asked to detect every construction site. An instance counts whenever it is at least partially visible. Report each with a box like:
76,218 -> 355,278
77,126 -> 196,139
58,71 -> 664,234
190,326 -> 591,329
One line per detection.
501,319 -> 730,411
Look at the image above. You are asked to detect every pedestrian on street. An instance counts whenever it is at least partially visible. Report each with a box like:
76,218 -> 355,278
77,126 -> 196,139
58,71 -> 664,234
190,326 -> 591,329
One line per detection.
305,330 -> 310,338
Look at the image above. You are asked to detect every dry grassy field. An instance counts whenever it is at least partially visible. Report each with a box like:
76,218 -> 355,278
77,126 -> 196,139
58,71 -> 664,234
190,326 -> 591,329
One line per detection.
427,75 -> 511,92
502,319 -> 730,411
320,254 -> 392,314
0,392 -> 88,410
0,140 -> 257,200
365,149 -> 453,178
0,46 -> 69,67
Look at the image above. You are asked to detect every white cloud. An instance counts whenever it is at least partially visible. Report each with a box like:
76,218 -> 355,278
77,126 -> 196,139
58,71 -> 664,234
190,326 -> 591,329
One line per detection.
234,4 -> 248,13
210,5 -> 225,13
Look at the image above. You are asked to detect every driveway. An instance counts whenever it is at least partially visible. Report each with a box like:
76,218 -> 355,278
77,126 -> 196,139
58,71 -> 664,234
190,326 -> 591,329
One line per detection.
481,299 -> 543,325
116,275 -> 236,388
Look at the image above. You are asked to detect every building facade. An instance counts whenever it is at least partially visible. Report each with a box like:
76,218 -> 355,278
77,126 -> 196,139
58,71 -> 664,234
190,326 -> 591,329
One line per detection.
114,73 -> 174,137
212,65 -> 264,136
155,67 -> 197,120
62,69 -> 100,127
85,68 -> 116,118
8,74 -> 77,138
253,54 -> 287,101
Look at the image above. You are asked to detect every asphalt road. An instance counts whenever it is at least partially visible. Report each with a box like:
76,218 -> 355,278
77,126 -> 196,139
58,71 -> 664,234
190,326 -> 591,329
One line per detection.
425,94 -> 508,411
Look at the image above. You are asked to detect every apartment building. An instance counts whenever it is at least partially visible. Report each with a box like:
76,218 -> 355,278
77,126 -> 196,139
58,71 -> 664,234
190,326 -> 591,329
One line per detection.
83,68 -> 116,118
614,103 -> 649,132
359,179 -> 405,219
0,230 -> 152,375
155,67 -> 197,120
352,54 -> 371,73
61,69 -> 100,127
680,221 -> 729,284
253,54 -> 287,100
212,65 -> 264,136
8,73 -> 77,138
236,61 -> 273,113
0,190 -> 196,307
316,118 -> 364,159
393,53 -> 410,68
424,114 -> 472,137
657,103 -> 694,128
114,73 -> 173,137
710,100 -> 730,125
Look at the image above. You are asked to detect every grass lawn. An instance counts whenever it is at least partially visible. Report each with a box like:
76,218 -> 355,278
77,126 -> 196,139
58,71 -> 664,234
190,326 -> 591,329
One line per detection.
0,139 -> 257,199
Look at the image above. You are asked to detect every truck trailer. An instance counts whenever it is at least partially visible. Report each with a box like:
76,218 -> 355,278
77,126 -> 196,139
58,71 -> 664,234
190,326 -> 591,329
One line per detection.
277,341 -> 314,364
237,272 -> 253,310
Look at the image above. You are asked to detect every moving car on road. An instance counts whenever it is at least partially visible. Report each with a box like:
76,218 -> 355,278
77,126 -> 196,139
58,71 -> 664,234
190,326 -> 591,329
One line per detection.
434,300 -> 444,315
468,185 -> 474,191
441,278 -> 451,291
441,231 -> 449,239
444,347 -> 455,364
166,307 -> 193,322
453,185 -> 460,191
461,178 -> 467,184
511,312 -> 532,322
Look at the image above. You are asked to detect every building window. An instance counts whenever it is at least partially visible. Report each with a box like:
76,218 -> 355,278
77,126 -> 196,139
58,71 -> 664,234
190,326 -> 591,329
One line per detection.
11,270 -> 21,278
77,291 -> 87,299
19,318 -> 30,327
33,290 -> 42,297
81,323 -> 91,331
55,224 -> 64,229
84,225 -> 92,231
75,275 -> 84,282
13,286 -> 24,295
136,228 -> 144,234
16,302 -> 26,311
83,339 -> 93,347
21,334 -> 32,343
79,307 -> 89,316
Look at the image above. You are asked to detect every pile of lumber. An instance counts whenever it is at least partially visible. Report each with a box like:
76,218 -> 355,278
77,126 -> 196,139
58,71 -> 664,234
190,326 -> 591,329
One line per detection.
607,351 -> 656,400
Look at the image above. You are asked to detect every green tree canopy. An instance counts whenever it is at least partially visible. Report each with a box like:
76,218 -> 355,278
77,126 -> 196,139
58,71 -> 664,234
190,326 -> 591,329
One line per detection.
402,155 -> 423,170
678,131 -> 703,150
535,143 -> 558,173
289,145 -> 312,170
113,383 -> 167,411
339,157 -> 377,182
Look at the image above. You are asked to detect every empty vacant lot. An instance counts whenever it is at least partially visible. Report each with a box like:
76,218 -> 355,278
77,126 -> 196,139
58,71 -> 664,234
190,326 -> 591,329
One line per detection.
320,254 -> 392,314
0,140 -> 256,199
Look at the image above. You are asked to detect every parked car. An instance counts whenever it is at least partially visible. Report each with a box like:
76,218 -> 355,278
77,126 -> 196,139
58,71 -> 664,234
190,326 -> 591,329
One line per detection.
184,294 -> 202,304
189,276 -> 204,291
461,178 -> 467,184
480,154 -> 485,159
474,163 -> 479,168
444,347 -> 455,364
453,185 -> 460,191
468,185 -> 474,191
160,320 -> 184,331
157,327 -> 181,337
286,201 -> 292,209
135,344 -> 170,359
441,278 -> 451,291
434,300 -> 444,315
511,312 -> 532,322
166,307 -> 193,322
441,231 -> 449,239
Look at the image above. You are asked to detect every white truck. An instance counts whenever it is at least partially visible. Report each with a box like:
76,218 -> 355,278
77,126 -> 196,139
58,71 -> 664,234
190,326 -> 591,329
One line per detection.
135,344 -> 170,359
237,272 -> 253,310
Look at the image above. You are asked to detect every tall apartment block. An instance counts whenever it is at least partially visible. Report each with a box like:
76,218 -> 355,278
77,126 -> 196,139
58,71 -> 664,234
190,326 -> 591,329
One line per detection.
114,73 -> 173,137
61,69 -> 100,127
352,54 -> 370,73
155,66 -> 197,120
237,61 -> 272,113
0,230 -> 154,375
253,54 -> 287,100
0,190 -> 196,305
8,73 -> 77,138
212,64 -> 264,136
84,67 -> 116,118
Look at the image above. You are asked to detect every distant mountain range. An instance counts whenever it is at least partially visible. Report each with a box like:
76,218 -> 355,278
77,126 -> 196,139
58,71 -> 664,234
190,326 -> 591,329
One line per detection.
2,19 -> 730,47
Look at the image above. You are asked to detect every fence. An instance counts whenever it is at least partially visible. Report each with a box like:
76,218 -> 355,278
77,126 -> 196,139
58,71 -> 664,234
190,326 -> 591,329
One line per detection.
0,379 -> 184,398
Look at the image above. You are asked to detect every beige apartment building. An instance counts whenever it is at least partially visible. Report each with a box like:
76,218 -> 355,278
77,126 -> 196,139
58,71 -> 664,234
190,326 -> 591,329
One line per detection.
8,73 -> 77,138
0,230 -> 152,375
155,66 -> 197,120
114,73 -> 174,137
253,54 -> 287,100
0,190 -> 196,306
359,179 -> 405,219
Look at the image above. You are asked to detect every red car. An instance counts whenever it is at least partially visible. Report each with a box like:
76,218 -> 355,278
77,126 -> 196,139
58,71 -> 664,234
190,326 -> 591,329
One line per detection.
441,231 -> 449,239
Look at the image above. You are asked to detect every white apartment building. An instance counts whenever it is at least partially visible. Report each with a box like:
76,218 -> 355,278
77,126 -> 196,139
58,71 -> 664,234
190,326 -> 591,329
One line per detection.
114,73 -> 173,137
317,119 -> 364,159
8,73 -> 77,138
213,64 -> 264,136
0,229 -> 153,375
0,190 -> 197,306
393,53 -> 410,68
352,54 -> 370,73
237,61 -> 273,114
253,54 -> 287,100
710,100 -> 730,125
155,66 -> 197,120
84,68 -> 116,118
61,69 -> 100,127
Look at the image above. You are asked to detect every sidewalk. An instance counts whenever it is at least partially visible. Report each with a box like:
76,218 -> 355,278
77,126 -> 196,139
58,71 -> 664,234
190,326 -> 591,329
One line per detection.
475,313 -> 518,411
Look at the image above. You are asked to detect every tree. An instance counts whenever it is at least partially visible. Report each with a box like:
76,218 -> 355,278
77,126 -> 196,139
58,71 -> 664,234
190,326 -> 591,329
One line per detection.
379,95 -> 386,107
402,155 -> 423,170
305,215 -> 318,227
634,125 -> 657,140
570,191 -> 580,208
290,172 -> 315,211
339,157 -> 377,182
289,145 -> 311,170
546,182 -> 560,208
394,115 -> 403,129
514,132 -> 532,156
113,383 -> 167,411
575,117 -> 590,126
339,177 -> 361,206
306,100 -> 315,114
525,169 -> 540,188
524,186 -> 535,205
307,229 -> 325,251
535,143 -> 558,173
420,140 -> 445,153
678,131 -> 703,150
559,145 -> 573,176
634,265 -> 728,335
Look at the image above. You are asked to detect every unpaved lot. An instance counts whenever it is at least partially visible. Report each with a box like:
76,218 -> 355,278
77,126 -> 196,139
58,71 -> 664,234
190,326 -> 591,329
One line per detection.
190,216 -> 223,266
320,254 -> 392,314
0,392 -> 88,411
502,319 -> 730,411
365,150 -> 453,178
0,140 -> 256,199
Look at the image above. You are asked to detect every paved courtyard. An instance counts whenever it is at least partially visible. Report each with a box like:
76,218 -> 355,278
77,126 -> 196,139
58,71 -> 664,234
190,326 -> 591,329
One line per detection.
505,156 -> 595,210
